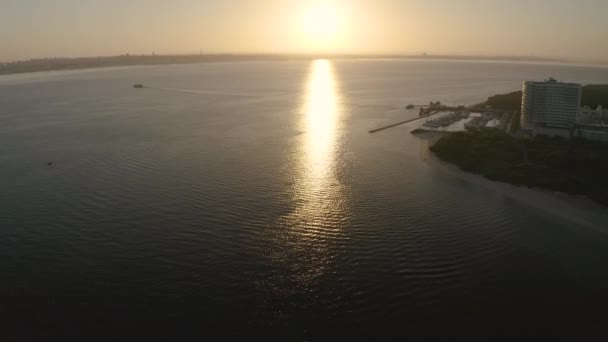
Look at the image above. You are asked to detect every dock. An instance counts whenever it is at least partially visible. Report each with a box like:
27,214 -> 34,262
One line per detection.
369,112 -> 439,133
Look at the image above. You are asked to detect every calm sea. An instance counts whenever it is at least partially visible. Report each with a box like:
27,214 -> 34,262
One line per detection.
2,59 -> 608,340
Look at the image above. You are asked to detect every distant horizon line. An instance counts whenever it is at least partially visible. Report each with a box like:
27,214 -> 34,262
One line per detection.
0,52 -> 578,65
2,53 -> 607,76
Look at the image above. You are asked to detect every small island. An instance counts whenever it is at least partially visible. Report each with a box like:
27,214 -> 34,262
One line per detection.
429,86 -> 608,206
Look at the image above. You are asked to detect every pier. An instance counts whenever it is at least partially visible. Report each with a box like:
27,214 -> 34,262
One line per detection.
368,112 -> 440,133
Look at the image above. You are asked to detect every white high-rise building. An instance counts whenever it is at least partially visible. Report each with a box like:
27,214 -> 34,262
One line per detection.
521,78 -> 582,130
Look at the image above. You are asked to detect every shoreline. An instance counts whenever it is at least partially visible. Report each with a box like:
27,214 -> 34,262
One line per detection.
415,132 -> 608,234
0,54 -> 583,77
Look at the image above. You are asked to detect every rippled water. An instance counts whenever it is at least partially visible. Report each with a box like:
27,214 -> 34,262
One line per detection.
2,60 -> 608,340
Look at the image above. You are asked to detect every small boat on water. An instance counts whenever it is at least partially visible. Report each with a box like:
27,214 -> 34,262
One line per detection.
406,104 -> 415,109
133,84 -> 144,89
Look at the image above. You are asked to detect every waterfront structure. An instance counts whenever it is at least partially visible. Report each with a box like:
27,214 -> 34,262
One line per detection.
576,125 -> 608,142
429,101 -> 444,110
575,106 -> 608,141
521,78 -> 582,130
579,105 -> 608,124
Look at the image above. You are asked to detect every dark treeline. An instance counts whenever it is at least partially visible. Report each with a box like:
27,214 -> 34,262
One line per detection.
582,85 -> 608,108
484,85 -> 608,111
431,130 -> 608,206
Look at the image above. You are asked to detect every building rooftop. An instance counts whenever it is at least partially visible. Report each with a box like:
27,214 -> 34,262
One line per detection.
525,78 -> 581,87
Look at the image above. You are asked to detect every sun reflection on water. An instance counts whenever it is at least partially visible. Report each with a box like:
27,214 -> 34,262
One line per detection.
259,59 -> 349,314
302,59 -> 342,189
277,59 -> 347,284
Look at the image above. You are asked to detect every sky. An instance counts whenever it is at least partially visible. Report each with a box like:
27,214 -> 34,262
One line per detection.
1,0 -> 608,63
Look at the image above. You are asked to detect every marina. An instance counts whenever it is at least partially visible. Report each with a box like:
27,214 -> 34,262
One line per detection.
370,104 -> 516,134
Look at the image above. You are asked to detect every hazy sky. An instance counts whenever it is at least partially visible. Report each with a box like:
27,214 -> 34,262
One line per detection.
2,0 -> 608,62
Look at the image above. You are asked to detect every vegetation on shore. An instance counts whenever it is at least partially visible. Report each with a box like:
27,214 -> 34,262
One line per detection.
486,91 -> 523,111
410,128 -> 433,134
0,55 -> 295,75
582,85 -> 608,108
430,130 -> 608,206
480,85 -> 608,111
0,54 -> 564,76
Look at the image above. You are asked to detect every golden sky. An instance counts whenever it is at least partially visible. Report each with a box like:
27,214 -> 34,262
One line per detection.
1,0 -> 607,62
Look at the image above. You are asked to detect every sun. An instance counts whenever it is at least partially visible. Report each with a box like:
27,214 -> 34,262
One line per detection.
299,3 -> 344,47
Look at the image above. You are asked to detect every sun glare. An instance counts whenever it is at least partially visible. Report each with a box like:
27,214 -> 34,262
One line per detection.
299,3 -> 344,48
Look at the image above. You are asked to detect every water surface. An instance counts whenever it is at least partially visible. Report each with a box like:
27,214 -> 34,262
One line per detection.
2,59 -> 608,340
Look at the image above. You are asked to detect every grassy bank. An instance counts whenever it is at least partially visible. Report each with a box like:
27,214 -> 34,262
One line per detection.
430,130 -> 608,206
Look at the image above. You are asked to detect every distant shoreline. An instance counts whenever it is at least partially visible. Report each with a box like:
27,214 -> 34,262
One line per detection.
0,53 -> 570,76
